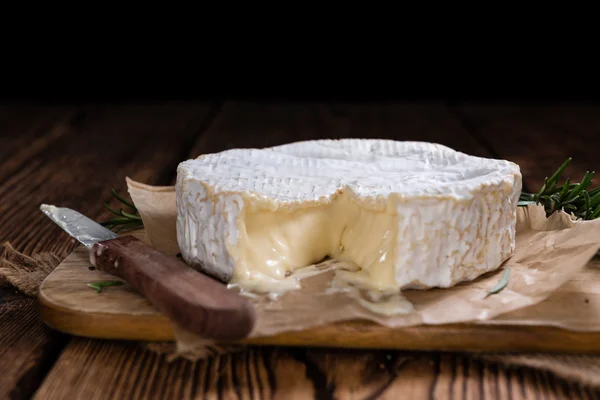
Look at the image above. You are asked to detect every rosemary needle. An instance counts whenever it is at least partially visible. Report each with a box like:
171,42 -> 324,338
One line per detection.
87,281 -> 124,294
486,267 -> 511,297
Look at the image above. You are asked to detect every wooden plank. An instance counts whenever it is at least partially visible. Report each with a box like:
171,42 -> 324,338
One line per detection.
34,339 -> 317,400
0,300 -> 68,400
0,103 -> 216,399
429,354 -> 597,400
451,104 -> 600,192
37,102 -> 593,398
34,340 -> 598,399
0,105 -> 78,165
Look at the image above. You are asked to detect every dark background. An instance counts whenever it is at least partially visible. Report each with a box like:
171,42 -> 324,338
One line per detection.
1,58 -> 596,104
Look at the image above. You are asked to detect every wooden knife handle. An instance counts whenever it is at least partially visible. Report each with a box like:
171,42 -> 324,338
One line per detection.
89,236 -> 256,341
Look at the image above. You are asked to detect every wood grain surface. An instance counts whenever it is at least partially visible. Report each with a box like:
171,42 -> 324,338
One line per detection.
33,339 -> 599,400
2,102 -> 600,399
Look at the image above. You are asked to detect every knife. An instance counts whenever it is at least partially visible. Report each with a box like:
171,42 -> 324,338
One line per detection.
40,204 -> 256,341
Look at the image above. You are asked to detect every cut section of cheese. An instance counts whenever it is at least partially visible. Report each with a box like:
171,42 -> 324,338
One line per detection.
176,139 -> 522,294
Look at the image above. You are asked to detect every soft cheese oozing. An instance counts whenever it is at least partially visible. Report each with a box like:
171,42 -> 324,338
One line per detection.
176,139 -> 522,293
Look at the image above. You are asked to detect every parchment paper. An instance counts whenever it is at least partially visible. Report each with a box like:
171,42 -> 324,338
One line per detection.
126,177 -> 600,355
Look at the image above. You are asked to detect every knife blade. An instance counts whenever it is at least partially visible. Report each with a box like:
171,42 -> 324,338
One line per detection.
40,204 -> 256,341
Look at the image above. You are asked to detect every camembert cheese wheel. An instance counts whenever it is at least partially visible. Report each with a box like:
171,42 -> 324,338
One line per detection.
176,139 -> 522,294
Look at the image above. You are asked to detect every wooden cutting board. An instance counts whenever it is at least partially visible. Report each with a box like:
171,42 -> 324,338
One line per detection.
37,232 -> 600,353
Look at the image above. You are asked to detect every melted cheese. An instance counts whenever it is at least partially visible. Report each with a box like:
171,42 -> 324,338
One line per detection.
232,193 -> 397,292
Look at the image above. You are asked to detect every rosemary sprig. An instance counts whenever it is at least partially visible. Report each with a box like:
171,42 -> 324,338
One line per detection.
518,158 -> 599,220
99,189 -> 144,232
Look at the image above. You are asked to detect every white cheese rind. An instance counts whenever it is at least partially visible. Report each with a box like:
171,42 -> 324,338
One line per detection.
176,139 -> 522,292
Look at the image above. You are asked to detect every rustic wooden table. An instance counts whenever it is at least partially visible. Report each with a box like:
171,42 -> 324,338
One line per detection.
1,102 -> 599,399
